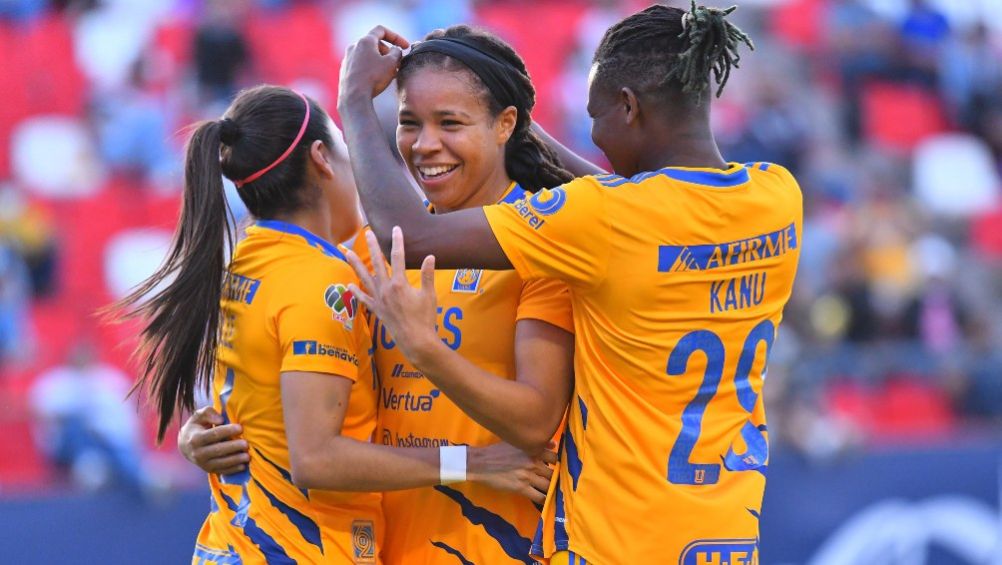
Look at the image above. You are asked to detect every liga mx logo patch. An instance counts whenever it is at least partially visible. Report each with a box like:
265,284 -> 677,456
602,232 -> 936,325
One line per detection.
324,283 -> 357,330
351,520 -> 376,564
452,269 -> 483,293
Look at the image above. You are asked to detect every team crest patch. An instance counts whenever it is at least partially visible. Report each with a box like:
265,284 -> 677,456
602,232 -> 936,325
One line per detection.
351,520 -> 376,564
324,283 -> 357,329
679,538 -> 758,565
452,269 -> 483,293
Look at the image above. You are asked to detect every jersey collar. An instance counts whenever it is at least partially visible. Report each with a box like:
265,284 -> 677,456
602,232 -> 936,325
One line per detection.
253,219 -> 347,261
424,181 -> 526,213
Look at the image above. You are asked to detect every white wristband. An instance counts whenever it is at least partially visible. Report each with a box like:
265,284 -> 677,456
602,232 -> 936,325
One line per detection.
439,445 -> 467,484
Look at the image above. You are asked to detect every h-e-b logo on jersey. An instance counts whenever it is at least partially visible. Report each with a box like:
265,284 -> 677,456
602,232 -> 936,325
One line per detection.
325,283 -> 357,330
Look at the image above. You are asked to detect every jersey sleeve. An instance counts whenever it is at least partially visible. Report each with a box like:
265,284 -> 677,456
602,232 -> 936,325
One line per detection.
271,261 -> 363,380
482,177 -> 611,287
516,278 -> 574,334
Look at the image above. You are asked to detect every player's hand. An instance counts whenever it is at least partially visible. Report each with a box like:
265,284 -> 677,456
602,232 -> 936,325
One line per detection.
346,227 -> 439,364
177,406 -> 249,475
467,442 -> 556,505
338,26 -> 410,105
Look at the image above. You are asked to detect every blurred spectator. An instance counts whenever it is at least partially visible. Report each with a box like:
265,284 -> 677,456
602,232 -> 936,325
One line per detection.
898,0 -> 950,87
28,343 -> 158,497
902,235 -> 969,355
722,76 -> 811,175
939,22 -> 1002,132
92,55 -> 178,189
0,241 -> 34,369
0,183 -> 58,297
826,0 -> 899,143
193,0 -> 251,108
0,0 -> 46,21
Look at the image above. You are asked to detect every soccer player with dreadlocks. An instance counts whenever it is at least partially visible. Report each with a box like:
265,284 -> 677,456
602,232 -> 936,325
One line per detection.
338,3 -> 802,563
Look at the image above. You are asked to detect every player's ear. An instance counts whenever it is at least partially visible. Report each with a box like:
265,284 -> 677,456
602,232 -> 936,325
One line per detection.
309,140 -> 335,179
620,87 -> 640,126
495,105 -> 517,144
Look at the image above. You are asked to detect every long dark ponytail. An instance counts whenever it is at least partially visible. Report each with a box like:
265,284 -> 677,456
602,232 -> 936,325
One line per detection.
110,85 -> 333,441
399,25 -> 573,193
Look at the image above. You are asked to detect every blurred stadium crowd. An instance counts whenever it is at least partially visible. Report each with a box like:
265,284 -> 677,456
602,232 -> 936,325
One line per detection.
0,0 -> 1001,495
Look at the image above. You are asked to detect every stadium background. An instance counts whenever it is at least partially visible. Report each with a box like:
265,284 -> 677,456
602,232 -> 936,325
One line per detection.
0,0 -> 1001,563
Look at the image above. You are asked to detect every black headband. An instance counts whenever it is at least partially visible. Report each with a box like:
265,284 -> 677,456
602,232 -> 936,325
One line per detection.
404,37 -> 527,112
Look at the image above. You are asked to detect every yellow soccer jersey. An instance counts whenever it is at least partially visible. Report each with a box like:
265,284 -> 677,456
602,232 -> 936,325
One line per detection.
484,163 -> 802,564
373,184 -> 574,565
194,220 -> 382,565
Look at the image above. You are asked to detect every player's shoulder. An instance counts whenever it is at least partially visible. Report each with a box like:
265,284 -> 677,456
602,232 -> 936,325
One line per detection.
274,248 -> 358,292
744,161 -> 801,193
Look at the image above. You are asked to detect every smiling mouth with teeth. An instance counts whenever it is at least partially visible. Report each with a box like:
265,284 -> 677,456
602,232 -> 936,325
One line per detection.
418,165 -> 459,179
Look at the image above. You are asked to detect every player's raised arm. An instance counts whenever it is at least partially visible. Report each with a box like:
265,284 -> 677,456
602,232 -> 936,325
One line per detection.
337,26 -> 512,269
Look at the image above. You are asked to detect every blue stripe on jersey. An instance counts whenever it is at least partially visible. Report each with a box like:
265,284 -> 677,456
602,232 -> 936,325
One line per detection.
430,540 -> 476,565
219,369 -> 250,487
595,174 -> 629,188
219,489 -> 296,565
242,515 -> 297,565
194,544 -> 243,565
530,517 -> 545,557
434,485 -> 534,564
210,493 -> 220,513
657,222 -> 798,273
577,396 -> 588,431
759,162 -> 771,171
564,428 -> 583,491
502,184 -> 528,203
597,165 -> 752,189
254,447 -> 309,500
255,220 -> 347,262
553,480 -> 569,551
253,478 -> 323,552
660,165 -> 750,187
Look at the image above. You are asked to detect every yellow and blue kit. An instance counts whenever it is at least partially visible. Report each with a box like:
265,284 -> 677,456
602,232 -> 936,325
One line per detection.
369,183 -> 574,565
193,220 -> 382,565
484,163 -> 802,564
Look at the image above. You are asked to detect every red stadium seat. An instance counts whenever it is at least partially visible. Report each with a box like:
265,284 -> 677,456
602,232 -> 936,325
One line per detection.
862,82 -> 948,151
475,0 -> 585,127
245,3 -> 341,99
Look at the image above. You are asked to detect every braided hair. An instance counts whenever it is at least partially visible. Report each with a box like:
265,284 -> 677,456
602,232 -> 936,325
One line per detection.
398,25 -> 573,192
593,2 -> 754,106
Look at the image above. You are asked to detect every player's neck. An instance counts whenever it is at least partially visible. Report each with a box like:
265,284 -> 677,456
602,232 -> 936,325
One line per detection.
271,206 -> 335,244
435,170 -> 511,214
638,111 -> 728,172
642,129 -> 727,172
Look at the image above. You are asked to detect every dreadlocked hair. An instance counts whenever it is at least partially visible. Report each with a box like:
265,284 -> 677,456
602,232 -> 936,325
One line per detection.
593,2 -> 754,106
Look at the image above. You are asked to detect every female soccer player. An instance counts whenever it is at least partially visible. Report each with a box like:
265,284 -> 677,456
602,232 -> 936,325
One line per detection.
178,27 -> 596,564
117,85 -> 550,564
338,3 -> 803,564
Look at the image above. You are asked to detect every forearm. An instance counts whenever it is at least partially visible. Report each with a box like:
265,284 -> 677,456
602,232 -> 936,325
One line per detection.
410,339 -> 558,453
531,122 -> 607,177
295,437 -> 511,492
339,95 -> 432,256
295,436 -> 439,491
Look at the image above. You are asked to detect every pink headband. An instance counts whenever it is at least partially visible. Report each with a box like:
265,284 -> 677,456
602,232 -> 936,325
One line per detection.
233,91 -> 311,188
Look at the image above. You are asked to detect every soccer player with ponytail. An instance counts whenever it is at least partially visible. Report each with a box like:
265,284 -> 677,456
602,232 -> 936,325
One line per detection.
116,85 -> 552,564
185,26 -> 586,564
340,3 -> 803,563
